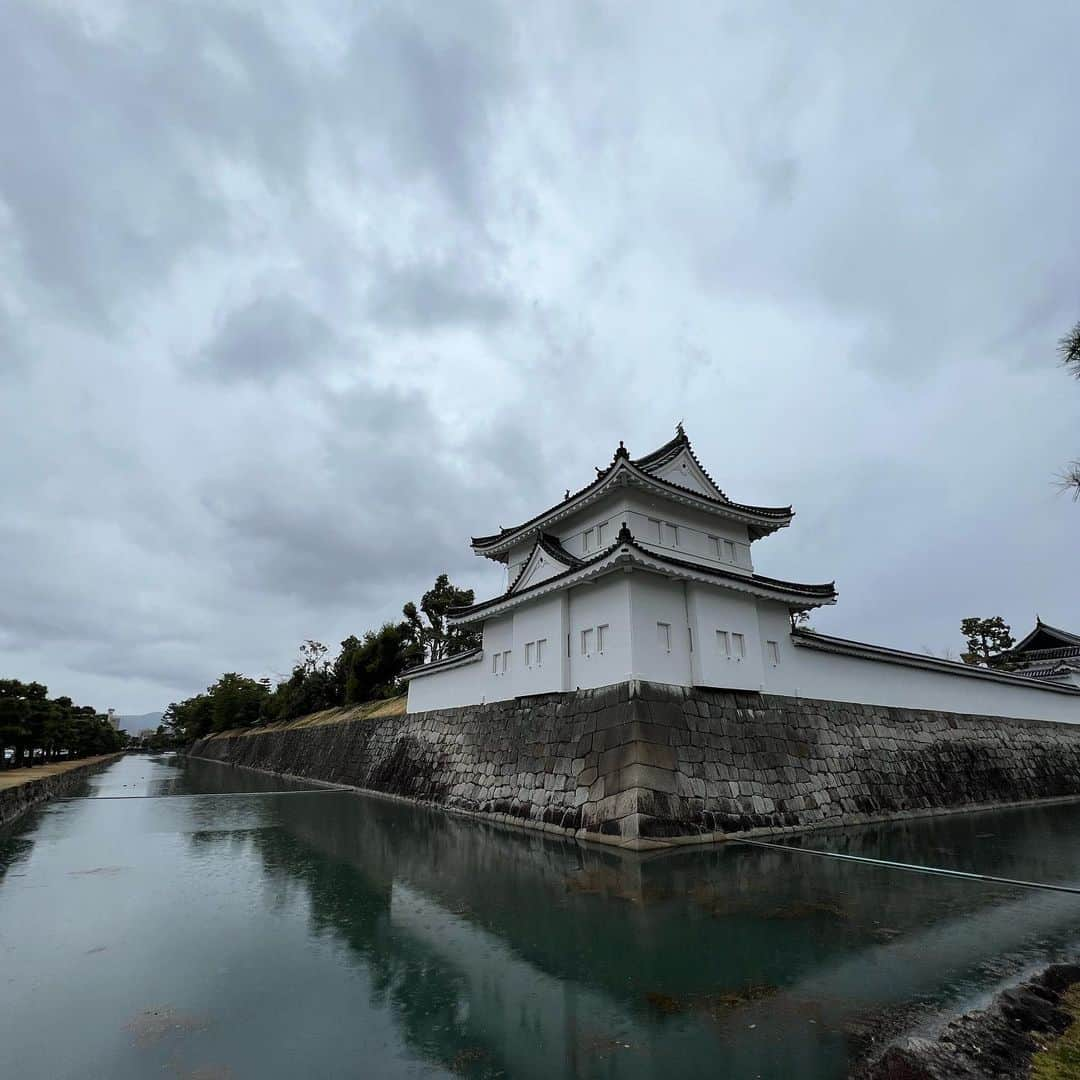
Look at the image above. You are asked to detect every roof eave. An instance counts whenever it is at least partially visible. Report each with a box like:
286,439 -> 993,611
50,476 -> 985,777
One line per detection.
450,540 -> 836,624
469,463 -> 793,558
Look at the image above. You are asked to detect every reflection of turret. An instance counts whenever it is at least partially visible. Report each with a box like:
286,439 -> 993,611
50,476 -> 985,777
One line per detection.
175,757 -> 1080,1079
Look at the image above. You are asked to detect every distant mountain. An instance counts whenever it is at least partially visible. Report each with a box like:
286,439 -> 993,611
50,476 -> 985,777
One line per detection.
114,711 -> 164,735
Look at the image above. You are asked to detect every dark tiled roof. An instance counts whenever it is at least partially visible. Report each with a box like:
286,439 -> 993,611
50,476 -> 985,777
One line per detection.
1008,619 -> 1080,657
451,530 -> 835,619
1015,666 -> 1074,680
471,426 -> 792,549
401,647 -> 482,680
1012,645 -> 1080,662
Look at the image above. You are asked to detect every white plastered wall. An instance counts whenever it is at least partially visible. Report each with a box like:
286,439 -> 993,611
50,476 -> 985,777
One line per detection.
688,582 -> 765,691
568,575 -> 633,690
405,655 -> 489,711
628,572 -> 693,685
755,601 -> 1080,724
512,594 -> 566,696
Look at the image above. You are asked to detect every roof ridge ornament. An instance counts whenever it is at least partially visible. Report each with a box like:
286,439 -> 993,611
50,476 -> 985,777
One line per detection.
617,520 -> 634,544
614,439 -> 630,461
676,420 -> 685,438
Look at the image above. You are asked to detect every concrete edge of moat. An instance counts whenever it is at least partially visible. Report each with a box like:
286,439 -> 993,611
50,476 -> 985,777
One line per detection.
0,754 -> 123,828
184,679 -> 1080,848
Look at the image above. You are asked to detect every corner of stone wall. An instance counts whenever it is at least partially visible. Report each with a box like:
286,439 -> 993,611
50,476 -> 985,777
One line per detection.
578,681 -> 699,846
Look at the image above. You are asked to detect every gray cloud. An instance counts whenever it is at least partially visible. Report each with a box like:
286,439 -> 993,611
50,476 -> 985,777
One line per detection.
1,0 -> 1078,712
368,260 -> 512,330
198,295 -> 335,383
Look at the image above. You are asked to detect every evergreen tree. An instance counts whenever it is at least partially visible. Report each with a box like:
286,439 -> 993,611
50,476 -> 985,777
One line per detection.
402,574 -> 481,663
960,616 -> 1016,669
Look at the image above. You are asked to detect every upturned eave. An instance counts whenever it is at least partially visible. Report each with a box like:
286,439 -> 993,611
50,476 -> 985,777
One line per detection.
470,458 -> 793,561
450,531 -> 834,625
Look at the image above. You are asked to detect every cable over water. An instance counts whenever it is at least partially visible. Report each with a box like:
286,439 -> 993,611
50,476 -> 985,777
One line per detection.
59,788 -> 345,801
736,836 -> 1080,896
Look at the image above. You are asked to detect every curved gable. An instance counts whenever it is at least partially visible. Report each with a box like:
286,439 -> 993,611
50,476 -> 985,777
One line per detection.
642,445 -> 723,499
508,535 -> 580,594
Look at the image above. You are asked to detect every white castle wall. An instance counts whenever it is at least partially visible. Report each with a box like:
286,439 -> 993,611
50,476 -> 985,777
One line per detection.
408,572 -> 1080,724
753,602 -> 1080,724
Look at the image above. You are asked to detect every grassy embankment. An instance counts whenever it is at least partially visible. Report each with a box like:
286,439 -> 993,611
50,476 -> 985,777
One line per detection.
209,696 -> 407,739
1031,984 -> 1080,1079
0,754 -> 122,792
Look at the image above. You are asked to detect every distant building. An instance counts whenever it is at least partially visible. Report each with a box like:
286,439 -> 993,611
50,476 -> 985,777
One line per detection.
1005,620 -> 1080,688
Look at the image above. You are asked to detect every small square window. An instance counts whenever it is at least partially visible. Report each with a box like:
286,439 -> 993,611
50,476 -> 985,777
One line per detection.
767,640 -> 780,666
732,633 -> 746,660
524,642 -> 533,667
717,630 -> 730,657
536,638 -> 546,666
597,624 -> 609,654
581,628 -> 594,656
657,622 -> 671,653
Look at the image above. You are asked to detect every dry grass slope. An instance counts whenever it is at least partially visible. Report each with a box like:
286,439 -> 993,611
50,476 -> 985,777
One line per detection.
0,753 -> 122,792
210,696 -> 407,739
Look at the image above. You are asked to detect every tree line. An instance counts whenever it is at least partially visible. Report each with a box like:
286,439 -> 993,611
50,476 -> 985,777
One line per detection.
0,680 -> 126,768
163,574 -> 480,744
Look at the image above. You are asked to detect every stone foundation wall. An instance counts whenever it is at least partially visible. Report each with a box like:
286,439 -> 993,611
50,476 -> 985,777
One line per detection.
188,681 -> 1080,848
0,754 -> 122,828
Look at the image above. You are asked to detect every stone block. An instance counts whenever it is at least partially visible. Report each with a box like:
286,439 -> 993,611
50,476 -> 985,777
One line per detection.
617,763 -> 678,796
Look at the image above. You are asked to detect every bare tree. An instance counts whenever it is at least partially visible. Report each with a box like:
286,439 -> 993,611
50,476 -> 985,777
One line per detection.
1059,322 -> 1080,499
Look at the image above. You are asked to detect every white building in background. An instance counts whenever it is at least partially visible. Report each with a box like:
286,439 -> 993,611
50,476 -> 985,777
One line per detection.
403,427 -> 1080,723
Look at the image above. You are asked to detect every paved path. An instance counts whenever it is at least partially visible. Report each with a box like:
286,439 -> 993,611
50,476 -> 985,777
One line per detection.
0,754 -> 121,792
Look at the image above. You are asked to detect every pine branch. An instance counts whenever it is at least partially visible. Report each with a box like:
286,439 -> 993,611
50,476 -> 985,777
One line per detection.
1059,322 -> 1080,379
1058,461 -> 1080,501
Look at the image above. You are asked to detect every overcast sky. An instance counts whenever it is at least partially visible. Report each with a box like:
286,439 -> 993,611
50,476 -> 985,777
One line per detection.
2,1 -> 1078,713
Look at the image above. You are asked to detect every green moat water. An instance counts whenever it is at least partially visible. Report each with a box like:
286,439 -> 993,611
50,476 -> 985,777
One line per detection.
3,754 -> 1080,1079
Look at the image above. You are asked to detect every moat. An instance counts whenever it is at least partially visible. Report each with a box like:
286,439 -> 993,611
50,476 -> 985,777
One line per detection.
3,754 -> 1080,1079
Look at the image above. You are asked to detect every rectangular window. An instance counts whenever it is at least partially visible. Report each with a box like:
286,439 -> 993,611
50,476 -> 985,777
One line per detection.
582,527 -> 594,553
536,638 -> 546,666
492,653 -> 499,674
717,630 -> 730,657
723,539 -> 737,562
502,650 -> 512,672
657,622 -> 671,653
767,640 -> 780,666
663,521 -> 679,547
732,632 -> 746,660
596,522 -> 606,546
524,641 -> 533,667
597,624 -> 608,654
581,628 -> 594,656
709,535 -> 721,558
648,517 -> 662,542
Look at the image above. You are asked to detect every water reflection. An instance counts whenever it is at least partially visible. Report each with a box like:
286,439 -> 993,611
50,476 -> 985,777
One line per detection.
177,758 -> 1080,1078
3,755 -> 1080,1080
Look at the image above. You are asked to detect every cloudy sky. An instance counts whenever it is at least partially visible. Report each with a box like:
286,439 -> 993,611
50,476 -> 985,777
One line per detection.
2,1 -> 1078,712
